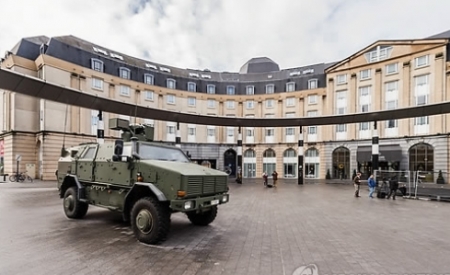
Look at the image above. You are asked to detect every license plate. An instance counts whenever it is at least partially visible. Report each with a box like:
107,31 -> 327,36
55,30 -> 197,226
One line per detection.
211,199 -> 219,205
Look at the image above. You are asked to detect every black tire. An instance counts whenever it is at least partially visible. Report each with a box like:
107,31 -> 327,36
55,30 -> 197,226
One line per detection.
186,205 -> 218,226
63,187 -> 89,219
9,175 -> 16,182
130,197 -> 171,245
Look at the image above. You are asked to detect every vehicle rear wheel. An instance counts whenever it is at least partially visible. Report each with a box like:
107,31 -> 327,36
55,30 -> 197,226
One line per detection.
63,186 -> 89,219
9,175 -> 16,182
186,205 -> 218,226
130,197 -> 170,245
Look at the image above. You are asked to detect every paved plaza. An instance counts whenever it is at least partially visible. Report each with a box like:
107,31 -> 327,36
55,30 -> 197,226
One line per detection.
0,179 -> 449,275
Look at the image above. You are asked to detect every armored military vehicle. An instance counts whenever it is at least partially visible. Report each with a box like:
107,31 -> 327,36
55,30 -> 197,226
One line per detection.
56,118 -> 229,245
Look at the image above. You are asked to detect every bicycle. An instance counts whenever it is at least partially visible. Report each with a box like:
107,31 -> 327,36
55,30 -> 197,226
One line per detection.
9,171 -> 33,183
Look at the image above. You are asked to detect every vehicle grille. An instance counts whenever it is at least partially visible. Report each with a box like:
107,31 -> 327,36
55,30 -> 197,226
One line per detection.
187,176 -> 228,196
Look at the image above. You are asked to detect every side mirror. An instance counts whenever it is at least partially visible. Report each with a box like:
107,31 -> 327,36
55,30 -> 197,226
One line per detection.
113,139 -> 124,161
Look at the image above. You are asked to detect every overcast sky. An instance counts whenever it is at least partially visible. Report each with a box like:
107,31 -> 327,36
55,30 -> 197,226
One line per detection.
1,0 -> 450,72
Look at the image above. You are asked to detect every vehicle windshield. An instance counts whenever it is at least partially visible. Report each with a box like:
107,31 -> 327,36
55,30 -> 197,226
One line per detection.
138,143 -> 190,162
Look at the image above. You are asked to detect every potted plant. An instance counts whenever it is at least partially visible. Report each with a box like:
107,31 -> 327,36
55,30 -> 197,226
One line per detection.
436,170 -> 445,184
325,169 -> 331,179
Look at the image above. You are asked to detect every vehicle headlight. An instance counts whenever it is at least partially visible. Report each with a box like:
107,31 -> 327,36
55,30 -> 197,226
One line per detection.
222,195 -> 228,203
184,201 -> 194,210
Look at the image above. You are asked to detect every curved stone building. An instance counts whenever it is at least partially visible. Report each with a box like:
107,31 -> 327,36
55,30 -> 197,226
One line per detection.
1,30 -> 450,181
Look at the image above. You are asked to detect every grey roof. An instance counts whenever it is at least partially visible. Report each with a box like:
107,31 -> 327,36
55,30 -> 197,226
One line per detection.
426,29 -> 450,39
239,57 -> 280,74
10,35 -> 49,55
50,35 -> 328,82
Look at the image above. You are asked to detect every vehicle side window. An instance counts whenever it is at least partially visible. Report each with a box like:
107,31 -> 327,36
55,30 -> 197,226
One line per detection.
81,147 -> 96,159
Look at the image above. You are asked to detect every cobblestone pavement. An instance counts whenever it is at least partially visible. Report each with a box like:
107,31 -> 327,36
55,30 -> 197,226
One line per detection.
1,179 -> 449,275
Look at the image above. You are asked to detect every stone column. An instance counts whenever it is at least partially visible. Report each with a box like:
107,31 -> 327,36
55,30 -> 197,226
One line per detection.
97,110 -> 104,144
298,126 -> 304,185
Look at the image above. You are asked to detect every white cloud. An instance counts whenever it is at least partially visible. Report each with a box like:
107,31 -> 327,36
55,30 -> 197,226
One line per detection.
1,0 -> 450,71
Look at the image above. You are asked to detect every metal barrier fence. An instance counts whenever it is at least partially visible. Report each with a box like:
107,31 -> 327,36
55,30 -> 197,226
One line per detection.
374,170 -> 450,201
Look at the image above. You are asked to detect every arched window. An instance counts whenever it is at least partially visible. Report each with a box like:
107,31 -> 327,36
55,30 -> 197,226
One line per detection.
283,148 -> 296,178
332,146 -> 350,179
409,143 -> 433,172
243,149 -> 256,178
263,149 -> 276,175
305,148 -> 320,178
263,149 -> 276,158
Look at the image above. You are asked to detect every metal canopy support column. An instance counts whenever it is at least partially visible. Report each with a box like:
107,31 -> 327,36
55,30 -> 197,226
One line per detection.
176,122 -> 181,148
236,126 -> 242,184
372,121 -> 379,172
298,126 -> 304,185
97,110 -> 104,144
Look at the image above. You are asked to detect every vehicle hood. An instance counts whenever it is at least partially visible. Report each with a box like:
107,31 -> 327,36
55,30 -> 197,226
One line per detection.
141,160 -> 228,176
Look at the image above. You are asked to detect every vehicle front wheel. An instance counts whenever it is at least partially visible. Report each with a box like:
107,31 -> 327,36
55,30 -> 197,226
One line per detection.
130,197 -> 170,245
186,206 -> 218,226
63,186 -> 89,219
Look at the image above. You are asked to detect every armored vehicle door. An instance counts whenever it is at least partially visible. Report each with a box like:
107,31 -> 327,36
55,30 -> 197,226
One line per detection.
76,145 -> 98,181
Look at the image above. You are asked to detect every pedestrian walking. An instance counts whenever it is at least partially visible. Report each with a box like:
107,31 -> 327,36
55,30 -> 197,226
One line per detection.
386,175 -> 399,200
367,174 -> 376,198
272,171 -> 278,187
353,172 -> 361,197
262,172 -> 268,186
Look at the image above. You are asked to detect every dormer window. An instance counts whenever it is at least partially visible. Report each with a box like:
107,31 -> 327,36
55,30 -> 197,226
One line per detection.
207,84 -> 215,94
167,78 -> 176,89
286,82 -> 295,92
144,74 -> 154,85
308,79 -> 318,89
266,84 -> 274,94
227,85 -> 235,95
119,67 -> 130,79
187,82 -> 196,92
364,45 -> 393,63
246,85 -> 254,95
91,58 -> 103,72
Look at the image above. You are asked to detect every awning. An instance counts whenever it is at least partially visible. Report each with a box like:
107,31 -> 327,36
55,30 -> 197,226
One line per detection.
357,145 -> 402,163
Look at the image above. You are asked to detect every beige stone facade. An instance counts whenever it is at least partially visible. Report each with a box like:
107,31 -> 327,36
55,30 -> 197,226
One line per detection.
1,35 -> 450,180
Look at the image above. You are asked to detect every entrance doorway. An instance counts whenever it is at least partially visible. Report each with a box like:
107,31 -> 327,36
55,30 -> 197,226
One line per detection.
332,146 -> 350,179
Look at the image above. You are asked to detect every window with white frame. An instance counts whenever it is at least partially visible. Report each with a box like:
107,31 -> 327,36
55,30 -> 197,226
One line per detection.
415,55 -> 429,68
414,74 -> 429,126
385,81 -> 399,126
188,125 -> 196,136
207,84 -> 215,94
92,78 -> 103,90
167,124 -> 175,134
227,127 -> 234,137
308,95 -> 318,104
246,128 -> 254,137
226,85 -> 235,95
246,85 -> 254,95
285,113 -> 295,138
336,124 -> 347,132
207,126 -> 215,136
359,122 -> 369,130
207,99 -> 215,108
144,90 -> 154,101
246,100 -> 254,109
266,84 -> 274,94
385,63 -> 398,75
91,58 -> 103,72
119,85 -> 130,96
335,90 -> 347,114
144,74 -> 154,85
336,74 -> 347,84
187,82 -> 196,92
226,100 -> 235,109
307,111 -> 317,134
360,69 -> 371,80
166,79 -> 176,89
286,82 -> 295,92
265,99 -> 274,108
285,127 -> 295,136
187,97 -> 196,106
308,79 -> 318,89
166,94 -> 175,104
359,86 -> 371,113
119,67 -> 130,79
265,114 -> 275,138
385,99 -> 398,128
286,97 -> 295,107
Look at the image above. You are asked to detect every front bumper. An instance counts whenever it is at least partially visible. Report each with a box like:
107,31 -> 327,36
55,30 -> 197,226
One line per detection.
170,193 -> 229,212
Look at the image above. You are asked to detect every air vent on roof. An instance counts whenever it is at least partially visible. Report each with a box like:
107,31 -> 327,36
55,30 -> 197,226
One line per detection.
302,68 -> 314,74
145,63 -> 157,70
189,73 -> 199,77
203,69 -> 211,72
268,75 -> 273,78
110,53 -> 123,60
160,67 -> 171,73
201,74 -> 211,79
289,71 -> 301,76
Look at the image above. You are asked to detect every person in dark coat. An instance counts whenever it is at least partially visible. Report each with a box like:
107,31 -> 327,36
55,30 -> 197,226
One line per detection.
272,171 -> 278,187
386,175 -> 399,200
